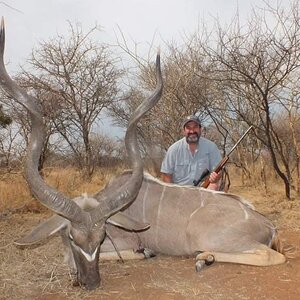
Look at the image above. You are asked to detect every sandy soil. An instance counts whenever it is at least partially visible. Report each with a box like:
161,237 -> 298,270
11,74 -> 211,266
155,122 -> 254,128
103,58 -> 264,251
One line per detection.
1,185 -> 300,300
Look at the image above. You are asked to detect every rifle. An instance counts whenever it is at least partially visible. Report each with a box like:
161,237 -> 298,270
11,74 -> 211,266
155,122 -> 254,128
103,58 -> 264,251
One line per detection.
193,126 -> 253,188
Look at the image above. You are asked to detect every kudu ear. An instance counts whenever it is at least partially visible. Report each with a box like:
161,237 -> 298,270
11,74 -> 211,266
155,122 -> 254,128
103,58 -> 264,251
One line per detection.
14,215 -> 68,246
107,212 -> 150,231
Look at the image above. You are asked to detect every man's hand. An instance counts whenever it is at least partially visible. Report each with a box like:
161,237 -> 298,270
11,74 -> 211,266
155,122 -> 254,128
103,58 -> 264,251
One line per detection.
161,173 -> 173,183
207,171 -> 222,191
209,171 -> 222,184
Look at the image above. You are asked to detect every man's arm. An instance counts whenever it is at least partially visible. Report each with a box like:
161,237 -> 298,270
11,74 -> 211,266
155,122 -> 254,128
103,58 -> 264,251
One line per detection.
161,173 -> 173,183
160,146 -> 175,184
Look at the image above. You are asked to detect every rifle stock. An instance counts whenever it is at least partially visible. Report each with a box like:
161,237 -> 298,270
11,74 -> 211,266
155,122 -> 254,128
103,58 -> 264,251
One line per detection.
193,126 -> 253,189
200,156 -> 229,188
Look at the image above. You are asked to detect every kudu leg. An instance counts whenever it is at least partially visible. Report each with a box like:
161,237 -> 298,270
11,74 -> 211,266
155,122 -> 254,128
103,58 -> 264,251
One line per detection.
100,248 -> 156,261
100,231 -> 156,262
195,244 -> 286,272
100,250 -> 145,261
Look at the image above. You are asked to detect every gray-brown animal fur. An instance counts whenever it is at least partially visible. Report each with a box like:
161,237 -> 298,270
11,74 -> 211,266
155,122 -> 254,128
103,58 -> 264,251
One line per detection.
99,171 -> 286,269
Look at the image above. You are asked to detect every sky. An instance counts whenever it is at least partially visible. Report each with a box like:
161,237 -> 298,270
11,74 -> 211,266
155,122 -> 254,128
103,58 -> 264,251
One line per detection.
0,0 -> 294,137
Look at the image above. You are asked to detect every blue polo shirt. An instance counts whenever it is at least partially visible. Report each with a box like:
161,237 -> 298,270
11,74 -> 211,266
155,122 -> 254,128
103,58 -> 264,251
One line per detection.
161,137 -> 221,185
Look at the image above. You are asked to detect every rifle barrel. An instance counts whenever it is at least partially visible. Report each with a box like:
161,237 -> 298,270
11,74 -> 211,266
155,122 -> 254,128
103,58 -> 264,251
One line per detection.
227,126 -> 253,156
194,125 -> 253,189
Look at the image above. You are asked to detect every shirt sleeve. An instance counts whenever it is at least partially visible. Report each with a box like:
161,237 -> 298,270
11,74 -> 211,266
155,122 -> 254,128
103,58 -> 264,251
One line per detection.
160,147 -> 175,174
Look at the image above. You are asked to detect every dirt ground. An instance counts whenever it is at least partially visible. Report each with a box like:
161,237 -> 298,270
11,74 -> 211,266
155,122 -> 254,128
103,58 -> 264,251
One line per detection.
1,185 -> 300,300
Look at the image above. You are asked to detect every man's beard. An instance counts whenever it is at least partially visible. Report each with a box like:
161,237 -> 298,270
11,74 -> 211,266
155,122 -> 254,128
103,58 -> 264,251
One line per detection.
186,133 -> 200,144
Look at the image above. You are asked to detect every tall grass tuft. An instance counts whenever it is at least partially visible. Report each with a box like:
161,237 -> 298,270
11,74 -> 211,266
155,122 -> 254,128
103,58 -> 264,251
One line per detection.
0,167 -> 123,212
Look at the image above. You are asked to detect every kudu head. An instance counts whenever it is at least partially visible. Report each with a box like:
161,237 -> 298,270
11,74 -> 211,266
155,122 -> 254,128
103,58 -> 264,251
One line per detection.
0,18 -> 163,290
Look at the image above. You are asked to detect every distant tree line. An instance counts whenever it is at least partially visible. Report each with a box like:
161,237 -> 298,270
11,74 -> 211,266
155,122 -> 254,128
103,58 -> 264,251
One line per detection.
1,1 -> 300,198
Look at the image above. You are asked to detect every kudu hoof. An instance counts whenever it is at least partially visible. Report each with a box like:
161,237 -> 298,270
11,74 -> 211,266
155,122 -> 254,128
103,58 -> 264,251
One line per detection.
195,260 -> 206,272
195,254 -> 215,272
137,248 -> 156,258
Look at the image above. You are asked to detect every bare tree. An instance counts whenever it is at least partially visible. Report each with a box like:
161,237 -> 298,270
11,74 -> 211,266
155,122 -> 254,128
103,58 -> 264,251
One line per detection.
110,1 -> 300,198
89,133 -> 125,167
187,1 -> 300,198
0,123 -> 25,170
0,104 -> 11,127
109,40 -> 217,173
0,92 -> 25,171
0,90 -> 11,127
19,22 -> 124,176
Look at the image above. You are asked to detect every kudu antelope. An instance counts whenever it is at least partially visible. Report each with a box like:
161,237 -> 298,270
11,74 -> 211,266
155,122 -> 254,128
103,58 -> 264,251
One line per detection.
0,18 -> 163,290
97,172 -> 288,269
16,170 -> 289,282
1,19 -> 289,291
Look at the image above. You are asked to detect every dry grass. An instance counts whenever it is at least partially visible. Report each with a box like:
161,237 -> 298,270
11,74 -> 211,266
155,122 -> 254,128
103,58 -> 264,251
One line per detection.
1,165 -> 300,228
1,165 -> 299,229
229,169 -> 300,231
0,172 -> 31,211
0,166 -> 300,299
0,216 -> 94,299
0,167 -> 122,214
